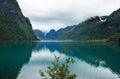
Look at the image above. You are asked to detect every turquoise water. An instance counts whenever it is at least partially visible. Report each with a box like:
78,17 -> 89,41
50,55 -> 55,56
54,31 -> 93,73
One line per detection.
0,41 -> 120,79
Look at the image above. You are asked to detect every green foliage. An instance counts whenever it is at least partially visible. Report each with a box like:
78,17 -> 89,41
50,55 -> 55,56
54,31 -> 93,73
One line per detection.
0,0 -> 37,41
61,49 -> 66,53
39,55 -> 76,79
86,39 -> 108,42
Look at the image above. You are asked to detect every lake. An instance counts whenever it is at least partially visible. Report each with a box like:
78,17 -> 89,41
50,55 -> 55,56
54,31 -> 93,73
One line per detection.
0,41 -> 120,79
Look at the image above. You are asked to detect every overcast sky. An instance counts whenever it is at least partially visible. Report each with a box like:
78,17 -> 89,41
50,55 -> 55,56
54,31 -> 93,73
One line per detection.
17,0 -> 120,32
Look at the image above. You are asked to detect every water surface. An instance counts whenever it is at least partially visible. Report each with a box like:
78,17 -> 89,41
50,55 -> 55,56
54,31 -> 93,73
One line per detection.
0,41 -> 120,79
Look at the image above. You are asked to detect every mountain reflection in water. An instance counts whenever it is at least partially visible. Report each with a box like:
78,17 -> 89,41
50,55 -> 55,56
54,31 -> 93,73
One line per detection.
0,42 -> 36,79
18,41 -> 120,79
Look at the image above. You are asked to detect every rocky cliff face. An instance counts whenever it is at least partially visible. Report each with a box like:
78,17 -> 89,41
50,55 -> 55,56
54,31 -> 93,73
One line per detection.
0,0 -> 37,41
84,16 -> 108,23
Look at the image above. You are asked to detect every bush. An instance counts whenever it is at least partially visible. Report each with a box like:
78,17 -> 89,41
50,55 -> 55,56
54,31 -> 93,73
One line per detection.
39,54 -> 77,79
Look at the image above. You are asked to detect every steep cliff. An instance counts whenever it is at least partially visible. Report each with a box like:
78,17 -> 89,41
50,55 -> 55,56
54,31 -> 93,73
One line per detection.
0,0 -> 37,41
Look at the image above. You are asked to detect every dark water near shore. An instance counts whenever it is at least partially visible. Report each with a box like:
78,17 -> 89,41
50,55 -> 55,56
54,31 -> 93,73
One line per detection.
0,41 -> 120,79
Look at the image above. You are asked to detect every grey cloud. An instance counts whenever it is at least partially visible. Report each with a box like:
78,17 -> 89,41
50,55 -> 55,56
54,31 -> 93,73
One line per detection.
17,0 -> 120,31
30,11 -> 79,24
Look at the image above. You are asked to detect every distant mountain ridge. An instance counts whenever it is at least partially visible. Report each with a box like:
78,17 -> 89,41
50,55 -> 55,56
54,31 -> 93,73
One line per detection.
34,8 -> 120,42
34,25 -> 75,40
46,25 -> 75,40
59,8 -> 120,41
0,0 -> 37,40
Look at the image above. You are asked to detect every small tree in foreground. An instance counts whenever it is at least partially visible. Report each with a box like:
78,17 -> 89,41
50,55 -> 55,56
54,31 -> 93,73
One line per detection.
39,54 -> 77,79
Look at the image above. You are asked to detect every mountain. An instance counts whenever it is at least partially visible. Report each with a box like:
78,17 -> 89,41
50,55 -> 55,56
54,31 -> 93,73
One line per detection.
34,30 -> 45,40
60,8 -> 120,41
34,26 -> 75,40
46,29 -> 57,40
0,0 -> 37,41
45,26 -> 75,40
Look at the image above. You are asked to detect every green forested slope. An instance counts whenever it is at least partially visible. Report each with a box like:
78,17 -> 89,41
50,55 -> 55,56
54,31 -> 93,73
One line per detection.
0,0 -> 37,41
61,9 -> 120,41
